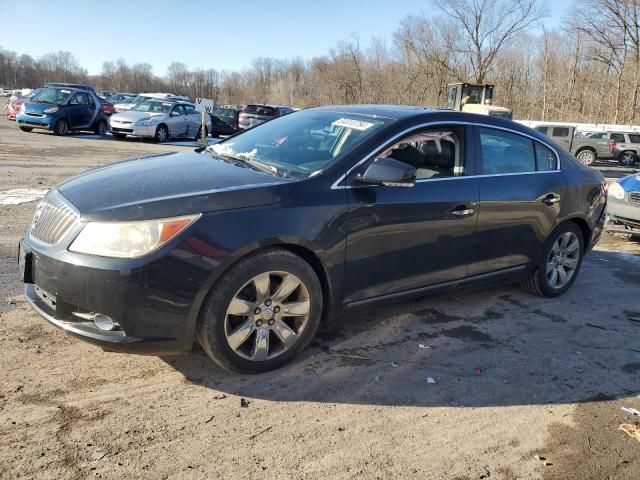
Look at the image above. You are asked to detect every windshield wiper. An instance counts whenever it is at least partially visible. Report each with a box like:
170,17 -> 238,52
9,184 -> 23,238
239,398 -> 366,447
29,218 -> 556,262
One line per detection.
207,149 -> 286,177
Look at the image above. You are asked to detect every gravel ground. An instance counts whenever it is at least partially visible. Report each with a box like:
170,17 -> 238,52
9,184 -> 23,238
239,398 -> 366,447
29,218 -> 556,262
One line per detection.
1,116 -> 640,479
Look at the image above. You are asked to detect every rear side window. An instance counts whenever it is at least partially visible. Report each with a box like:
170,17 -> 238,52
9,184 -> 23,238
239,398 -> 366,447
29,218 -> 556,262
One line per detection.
479,128 -> 535,174
552,127 -> 569,137
629,134 -> 640,144
534,142 -> 557,171
589,132 -> 606,139
184,105 -> 197,115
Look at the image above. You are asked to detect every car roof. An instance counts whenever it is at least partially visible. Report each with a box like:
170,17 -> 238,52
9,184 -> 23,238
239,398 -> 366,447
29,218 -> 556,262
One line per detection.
311,104 -> 437,120
45,82 -> 95,92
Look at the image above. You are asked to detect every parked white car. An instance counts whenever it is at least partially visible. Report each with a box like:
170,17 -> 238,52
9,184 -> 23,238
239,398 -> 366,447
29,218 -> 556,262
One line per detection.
109,99 -> 212,142
113,93 -> 189,112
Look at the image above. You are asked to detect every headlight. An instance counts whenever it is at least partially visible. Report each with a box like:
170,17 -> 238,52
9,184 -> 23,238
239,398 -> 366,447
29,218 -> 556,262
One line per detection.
136,118 -> 153,126
69,214 -> 200,258
609,181 -> 626,200
43,106 -> 59,113
19,103 -> 26,111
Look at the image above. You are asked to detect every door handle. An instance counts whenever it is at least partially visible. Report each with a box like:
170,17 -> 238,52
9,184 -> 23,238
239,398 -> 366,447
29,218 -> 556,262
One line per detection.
541,193 -> 561,205
450,206 -> 475,218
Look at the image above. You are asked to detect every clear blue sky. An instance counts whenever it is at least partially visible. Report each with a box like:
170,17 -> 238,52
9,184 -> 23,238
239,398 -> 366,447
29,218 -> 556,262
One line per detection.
1,0 -> 572,76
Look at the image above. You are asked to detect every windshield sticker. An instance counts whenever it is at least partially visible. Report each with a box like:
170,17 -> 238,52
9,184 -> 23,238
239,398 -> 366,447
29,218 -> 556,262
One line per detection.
331,118 -> 375,131
60,90 -> 71,93
162,102 -> 172,106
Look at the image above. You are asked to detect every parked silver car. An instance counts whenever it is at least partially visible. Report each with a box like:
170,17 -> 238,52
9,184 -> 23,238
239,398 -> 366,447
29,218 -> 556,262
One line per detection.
238,104 -> 294,130
109,100 -> 212,142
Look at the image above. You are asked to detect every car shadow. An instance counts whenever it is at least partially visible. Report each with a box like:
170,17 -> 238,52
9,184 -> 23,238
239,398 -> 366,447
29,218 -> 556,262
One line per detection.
163,249 -> 640,407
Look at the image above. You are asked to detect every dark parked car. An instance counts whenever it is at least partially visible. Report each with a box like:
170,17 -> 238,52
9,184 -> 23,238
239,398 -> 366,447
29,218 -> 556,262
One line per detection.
238,103 -> 294,129
19,107 -> 607,373
208,106 -> 241,137
16,86 -> 108,136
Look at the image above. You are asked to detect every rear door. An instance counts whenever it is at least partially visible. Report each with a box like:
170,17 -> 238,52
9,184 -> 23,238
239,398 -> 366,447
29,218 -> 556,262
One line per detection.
183,104 -> 200,137
343,125 -> 480,305
469,126 -> 566,276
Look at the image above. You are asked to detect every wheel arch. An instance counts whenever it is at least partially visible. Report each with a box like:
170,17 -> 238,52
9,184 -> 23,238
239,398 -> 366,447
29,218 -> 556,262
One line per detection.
187,241 -> 336,340
575,146 -> 596,155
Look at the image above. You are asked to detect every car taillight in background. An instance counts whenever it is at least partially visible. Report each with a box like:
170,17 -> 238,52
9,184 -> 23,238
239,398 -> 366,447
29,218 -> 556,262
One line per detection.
608,140 -> 616,153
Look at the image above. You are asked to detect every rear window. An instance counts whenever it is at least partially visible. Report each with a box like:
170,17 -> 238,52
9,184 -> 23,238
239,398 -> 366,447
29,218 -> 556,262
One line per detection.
212,107 -> 237,124
611,133 -> 626,142
244,105 -> 276,116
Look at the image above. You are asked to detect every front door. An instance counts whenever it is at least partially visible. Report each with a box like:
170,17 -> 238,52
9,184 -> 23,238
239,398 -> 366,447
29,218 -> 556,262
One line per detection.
343,125 -> 479,305
469,126 -> 566,276
167,104 -> 188,137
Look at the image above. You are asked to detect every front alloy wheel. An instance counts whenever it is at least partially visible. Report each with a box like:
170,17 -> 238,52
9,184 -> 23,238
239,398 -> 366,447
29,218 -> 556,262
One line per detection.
196,248 -> 322,373
155,125 -> 168,142
620,152 -> 637,167
576,149 -> 595,165
225,272 -> 310,361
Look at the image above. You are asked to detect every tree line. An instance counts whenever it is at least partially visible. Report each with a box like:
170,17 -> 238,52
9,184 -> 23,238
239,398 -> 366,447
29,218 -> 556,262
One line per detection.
1,0 -> 639,125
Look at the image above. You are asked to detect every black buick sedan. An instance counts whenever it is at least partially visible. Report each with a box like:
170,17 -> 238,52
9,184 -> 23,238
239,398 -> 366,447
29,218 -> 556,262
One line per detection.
19,106 -> 607,373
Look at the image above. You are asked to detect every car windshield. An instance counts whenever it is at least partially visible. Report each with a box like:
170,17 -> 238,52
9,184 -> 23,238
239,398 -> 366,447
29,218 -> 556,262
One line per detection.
207,109 -> 391,179
30,87 -> 74,105
132,101 -> 172,113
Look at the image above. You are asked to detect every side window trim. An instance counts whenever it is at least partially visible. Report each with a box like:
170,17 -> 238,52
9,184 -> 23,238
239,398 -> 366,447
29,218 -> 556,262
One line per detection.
332,121 -> 560,190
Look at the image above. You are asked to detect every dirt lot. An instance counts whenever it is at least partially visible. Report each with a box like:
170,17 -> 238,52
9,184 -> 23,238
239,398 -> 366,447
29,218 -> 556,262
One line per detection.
1,116 -> 640,480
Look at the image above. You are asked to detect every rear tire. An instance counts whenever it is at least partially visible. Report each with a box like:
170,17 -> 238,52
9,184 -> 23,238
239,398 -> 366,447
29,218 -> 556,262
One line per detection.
53,119 -> 69,136
18,126 -> 32,132
521,223 -> 584,297
196,248 -> 323,373
576,149 -> 596,166
94,120 -> 107,136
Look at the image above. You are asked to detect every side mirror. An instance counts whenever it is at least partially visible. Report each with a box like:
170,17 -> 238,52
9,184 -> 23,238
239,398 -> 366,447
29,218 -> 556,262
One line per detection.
355,157 -> 416,188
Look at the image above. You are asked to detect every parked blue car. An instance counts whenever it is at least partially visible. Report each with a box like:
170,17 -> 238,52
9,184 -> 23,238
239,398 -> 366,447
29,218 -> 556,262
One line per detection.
606,174 -> 640,235
16,85 -> 108,136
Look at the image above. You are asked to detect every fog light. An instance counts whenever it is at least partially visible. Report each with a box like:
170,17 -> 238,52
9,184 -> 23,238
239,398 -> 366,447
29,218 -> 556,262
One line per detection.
72,311 -> 119,331
93,314 -> 116,331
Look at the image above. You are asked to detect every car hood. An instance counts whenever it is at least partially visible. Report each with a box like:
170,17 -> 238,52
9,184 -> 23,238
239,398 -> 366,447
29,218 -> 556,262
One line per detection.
619,174 -> 640,191
23,101 -> 60,114
111,110 -> 165,123
57,150 -> 294,222
114,103 -> 135,110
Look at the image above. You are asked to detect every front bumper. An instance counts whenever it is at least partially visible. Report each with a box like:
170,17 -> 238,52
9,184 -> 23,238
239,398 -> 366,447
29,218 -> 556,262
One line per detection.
16,112 -> 54,130
605,197 -> 640,233
19,235 -> 211,355
109,122 -> 155,137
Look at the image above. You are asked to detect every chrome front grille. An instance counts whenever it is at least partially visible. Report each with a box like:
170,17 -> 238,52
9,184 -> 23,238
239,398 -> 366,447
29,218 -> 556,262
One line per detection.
629,191 -> 640,205
30,190 -> 79,245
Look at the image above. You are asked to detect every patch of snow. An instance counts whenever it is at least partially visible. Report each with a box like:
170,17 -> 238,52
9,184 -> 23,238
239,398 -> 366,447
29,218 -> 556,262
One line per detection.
0,188 -> 48,206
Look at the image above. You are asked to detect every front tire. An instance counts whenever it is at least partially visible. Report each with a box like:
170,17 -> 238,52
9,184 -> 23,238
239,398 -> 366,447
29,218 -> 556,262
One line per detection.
154,124 -> 169,143
196,248 -> 323,373
53,119 -> 69,136
619,151 -> 638,167
521,223 -> 584,297
18,126 -> 32,132
576,149 -> 596,166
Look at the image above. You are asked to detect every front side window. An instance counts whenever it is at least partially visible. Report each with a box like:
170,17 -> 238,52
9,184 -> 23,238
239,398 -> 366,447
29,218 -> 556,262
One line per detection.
70,92 -> 89,105
629,134 -> 640,144
552,127 -> 569,137
611,133 -> 625,142
379,128 -> 464,179
479,128 -> 535,174
535,126 -> 548,134
208,109 -> 391,178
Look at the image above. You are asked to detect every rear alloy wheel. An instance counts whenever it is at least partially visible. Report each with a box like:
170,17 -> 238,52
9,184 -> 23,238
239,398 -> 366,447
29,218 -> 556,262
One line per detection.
53,119 -> 69,136
521,224 -> 584,297
154,125 -> 169,142
196,248 -> 322,373
619,151 -> 637,167
576,149 -> 596,166
18,126 -> 33,132
94,121 -> 107,136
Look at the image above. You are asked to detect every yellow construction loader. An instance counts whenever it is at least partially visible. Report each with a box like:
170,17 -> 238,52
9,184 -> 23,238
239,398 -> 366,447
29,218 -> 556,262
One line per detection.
446,83 -> 512,120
